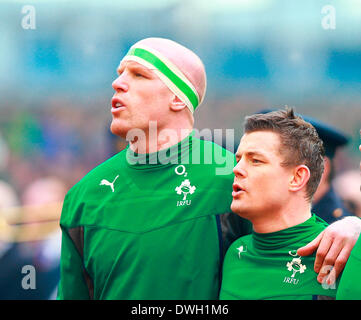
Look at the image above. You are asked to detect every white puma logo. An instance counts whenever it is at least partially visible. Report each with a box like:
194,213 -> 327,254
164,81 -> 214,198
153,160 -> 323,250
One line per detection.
99,175 -> 119,193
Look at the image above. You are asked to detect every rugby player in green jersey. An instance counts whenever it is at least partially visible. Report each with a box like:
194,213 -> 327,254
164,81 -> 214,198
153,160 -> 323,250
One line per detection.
58,38 -> 360,300
220,108 -> 360,299
57,37 -> 251,300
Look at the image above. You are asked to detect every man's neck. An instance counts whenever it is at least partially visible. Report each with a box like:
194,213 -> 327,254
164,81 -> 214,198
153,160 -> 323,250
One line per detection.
129,126 -> 193,154
251,202 -> 312,234
312,181 -> 330,204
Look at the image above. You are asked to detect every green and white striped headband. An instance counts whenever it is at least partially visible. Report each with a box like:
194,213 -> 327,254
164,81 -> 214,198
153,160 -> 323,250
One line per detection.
121,44 -> 202,113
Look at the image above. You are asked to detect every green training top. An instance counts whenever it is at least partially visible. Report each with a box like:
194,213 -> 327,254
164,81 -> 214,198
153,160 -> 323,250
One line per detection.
57,133 -> 251,300
336,236 -> 361,300
220,214 -> 339,300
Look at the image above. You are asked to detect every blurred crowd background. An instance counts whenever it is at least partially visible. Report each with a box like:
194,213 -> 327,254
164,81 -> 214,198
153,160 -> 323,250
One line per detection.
0,0 -> 360,299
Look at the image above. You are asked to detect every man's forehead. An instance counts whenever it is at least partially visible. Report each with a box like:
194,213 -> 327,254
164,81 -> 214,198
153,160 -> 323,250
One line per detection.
237,131 -> 281,155
117,60 -> 155,72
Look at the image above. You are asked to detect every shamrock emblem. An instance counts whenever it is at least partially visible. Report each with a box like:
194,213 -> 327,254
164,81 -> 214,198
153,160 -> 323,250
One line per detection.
175,179 -> 196,200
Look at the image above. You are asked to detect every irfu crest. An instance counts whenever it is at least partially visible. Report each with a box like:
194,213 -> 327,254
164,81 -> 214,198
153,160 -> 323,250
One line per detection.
286,251 -> 307,278
175,179 -> 196,200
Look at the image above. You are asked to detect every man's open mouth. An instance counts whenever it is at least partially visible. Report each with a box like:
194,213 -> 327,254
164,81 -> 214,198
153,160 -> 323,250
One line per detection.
111,97 -> 126,109
233,183 -> 245,192
232,183 -> 246,198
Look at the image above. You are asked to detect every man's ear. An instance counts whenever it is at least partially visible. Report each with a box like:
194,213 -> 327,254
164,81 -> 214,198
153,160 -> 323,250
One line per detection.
289,165 -> 310,192
169,95 -> 187,112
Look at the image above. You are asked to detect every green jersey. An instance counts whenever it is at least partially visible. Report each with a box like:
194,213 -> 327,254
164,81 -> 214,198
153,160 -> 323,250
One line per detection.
220,214 -> 338,300
57,133 -> 251,300
337,236 -> 361,300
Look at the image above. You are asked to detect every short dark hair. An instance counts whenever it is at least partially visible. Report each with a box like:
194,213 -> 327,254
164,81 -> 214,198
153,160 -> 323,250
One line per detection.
243,107 -> 325,201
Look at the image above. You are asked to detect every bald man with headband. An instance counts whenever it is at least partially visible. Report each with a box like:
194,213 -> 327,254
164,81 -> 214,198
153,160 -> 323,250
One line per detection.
57,38 -> 251,300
